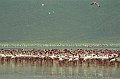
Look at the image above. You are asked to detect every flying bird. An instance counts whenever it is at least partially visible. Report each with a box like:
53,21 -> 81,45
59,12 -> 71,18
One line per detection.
90,2 -> 100,7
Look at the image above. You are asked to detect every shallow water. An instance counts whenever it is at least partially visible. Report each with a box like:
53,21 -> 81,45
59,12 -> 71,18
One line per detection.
0,62 -> 120,79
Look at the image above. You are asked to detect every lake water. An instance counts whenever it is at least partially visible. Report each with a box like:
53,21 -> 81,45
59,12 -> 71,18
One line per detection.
0,61 -> 120,79
0,0 -> 120,41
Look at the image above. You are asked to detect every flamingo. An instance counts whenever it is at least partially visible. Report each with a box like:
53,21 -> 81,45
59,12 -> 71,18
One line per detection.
49,54 -> 56,59
68,57 -> 73,62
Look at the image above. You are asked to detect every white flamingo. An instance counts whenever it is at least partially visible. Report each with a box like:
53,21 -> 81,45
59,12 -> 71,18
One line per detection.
49,54 -> 56,59
68,57 -> 73,61
59,57 -> 63,61
0,53 -> 6,57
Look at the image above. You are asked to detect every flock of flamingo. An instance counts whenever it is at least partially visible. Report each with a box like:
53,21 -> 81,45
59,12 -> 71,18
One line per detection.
0,49 -> 120,66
